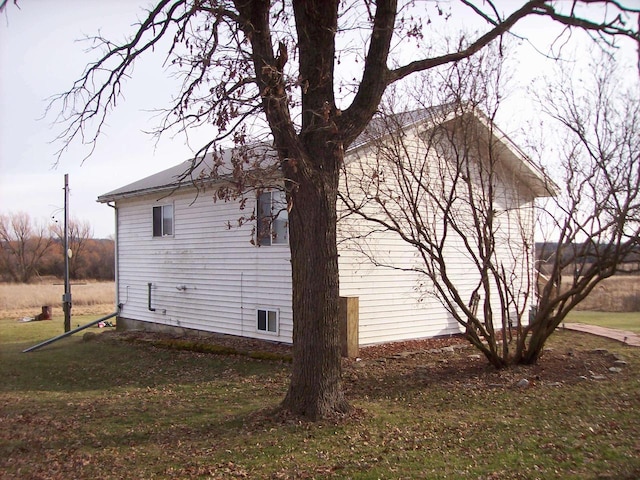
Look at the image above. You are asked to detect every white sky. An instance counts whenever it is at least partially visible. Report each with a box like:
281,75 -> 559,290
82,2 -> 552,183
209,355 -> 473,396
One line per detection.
0,1 -> 637,238
0,0 -> 208,238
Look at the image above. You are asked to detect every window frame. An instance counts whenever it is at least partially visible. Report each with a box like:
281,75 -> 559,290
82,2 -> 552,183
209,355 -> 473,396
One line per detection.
256,190 -> 288,246
256,308 -> 279,335
152,203 -> 174,238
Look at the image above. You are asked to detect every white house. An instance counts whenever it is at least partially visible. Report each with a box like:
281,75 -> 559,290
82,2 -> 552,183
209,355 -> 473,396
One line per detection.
98,106 -> 554,351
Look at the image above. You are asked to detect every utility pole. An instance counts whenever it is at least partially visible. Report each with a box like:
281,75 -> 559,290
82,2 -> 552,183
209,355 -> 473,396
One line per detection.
63,174 -> 72,332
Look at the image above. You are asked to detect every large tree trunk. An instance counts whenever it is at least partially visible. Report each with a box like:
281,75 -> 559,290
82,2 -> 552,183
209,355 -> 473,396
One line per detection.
281,146 -> 350,420
238,0 -> 385,419
277,0 -> 351,419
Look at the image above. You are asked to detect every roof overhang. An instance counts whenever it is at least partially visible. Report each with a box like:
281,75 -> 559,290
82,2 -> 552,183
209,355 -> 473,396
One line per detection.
99,106 -> 558,204
98,144 -> 279,203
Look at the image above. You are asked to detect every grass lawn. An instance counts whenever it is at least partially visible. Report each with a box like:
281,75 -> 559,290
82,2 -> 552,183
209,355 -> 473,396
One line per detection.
1,316 -> 639,479
565,311 -> 640,334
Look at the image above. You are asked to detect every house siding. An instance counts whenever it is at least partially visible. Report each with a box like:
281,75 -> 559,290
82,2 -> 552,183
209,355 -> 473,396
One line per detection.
338,125 -> 537,345
114,190 -> 293,343
105,111 -> 544,348
338,221 -> 476,345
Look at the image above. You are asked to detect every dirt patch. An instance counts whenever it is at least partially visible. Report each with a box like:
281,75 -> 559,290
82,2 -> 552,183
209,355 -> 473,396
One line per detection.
102,330 -> 630,394
344,337 -> 626,400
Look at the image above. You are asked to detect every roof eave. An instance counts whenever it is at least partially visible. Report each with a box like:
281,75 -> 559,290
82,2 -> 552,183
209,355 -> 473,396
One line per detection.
471,111 -> 559,199
97,184 -> 182,203
97,177 -> 225,203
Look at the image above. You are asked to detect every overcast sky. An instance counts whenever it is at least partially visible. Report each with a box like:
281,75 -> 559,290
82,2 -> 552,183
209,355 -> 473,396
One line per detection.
0,0 -> 209,238
1,1 -> 636,238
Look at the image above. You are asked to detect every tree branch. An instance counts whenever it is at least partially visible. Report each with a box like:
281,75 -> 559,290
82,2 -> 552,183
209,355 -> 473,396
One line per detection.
389,1 -> 546,83
340,0 -> 397,146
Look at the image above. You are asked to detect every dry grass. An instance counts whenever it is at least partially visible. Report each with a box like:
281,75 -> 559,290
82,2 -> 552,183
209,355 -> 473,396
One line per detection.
573,275 -> 640,312
0,280 -> 115,319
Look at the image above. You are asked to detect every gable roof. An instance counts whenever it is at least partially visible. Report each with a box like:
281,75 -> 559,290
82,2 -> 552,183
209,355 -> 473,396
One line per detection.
98,158 -> 210,202
98,143 -> 276,203
98,105 -> 556,203
348,106 -> 444,151
348,104 -> 557,198
456,108 -> 558,198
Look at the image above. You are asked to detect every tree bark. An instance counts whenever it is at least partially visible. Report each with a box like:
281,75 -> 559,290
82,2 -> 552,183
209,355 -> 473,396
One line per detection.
276,0 -> 351,418
281,145 -> 350,419
235,0 -> 353,419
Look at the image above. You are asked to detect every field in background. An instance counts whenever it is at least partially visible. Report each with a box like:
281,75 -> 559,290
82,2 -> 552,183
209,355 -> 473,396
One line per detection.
567,275 -> 640,312
1,275 -> 638,321
0,280 -> 115,319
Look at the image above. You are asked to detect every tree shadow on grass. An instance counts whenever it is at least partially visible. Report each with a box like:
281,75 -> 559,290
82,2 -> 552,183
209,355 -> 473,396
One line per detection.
0,398 -> 288,479
1,335 -> 287,394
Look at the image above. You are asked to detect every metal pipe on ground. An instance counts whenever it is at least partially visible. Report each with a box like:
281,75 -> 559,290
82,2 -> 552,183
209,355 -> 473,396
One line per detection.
22,311 -> 118,353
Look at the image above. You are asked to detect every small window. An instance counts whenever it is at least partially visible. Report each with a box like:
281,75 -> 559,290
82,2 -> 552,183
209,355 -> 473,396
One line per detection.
257,191 -> 288,246
257,308 -> 278,334
153,204 -> 173,237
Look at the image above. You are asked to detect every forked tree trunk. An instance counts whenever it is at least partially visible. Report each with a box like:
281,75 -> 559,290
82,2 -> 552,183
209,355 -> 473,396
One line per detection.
281,148 -> 350,420
517,312 -> 563,365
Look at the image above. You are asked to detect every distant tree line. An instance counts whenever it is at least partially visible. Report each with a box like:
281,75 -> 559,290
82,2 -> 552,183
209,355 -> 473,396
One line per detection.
0,212 -> 114,283
536,242 -> 640,276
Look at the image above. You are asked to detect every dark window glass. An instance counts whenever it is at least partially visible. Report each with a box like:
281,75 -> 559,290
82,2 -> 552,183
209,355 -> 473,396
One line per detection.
153,206 -> 162,237
153,205 -> 173,237
257,309 -> 267,331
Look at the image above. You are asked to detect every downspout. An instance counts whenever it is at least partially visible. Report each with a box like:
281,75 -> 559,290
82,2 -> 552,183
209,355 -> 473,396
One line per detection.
148,282 -> 156,312
107,202 -> 120,311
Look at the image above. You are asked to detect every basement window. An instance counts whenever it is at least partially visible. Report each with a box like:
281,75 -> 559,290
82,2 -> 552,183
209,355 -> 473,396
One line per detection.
257,308 -> 278,334
257,191 -> 288,246
153,204 -> 174,237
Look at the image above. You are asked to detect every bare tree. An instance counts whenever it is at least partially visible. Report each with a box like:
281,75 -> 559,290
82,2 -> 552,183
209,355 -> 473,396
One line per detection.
52,218 -> 93,280
339,49 -> 549,368
524,56 -> 640,363
4,0 -> 637,418
340,51 -> 639,368
85,238 -> 115,281
0,212 -> 55,283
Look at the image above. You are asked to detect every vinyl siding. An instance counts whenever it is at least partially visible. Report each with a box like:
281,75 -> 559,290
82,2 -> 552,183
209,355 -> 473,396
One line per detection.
338,124 -> 537,345
114,189 -> 292,342
111,117 -> 538,347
